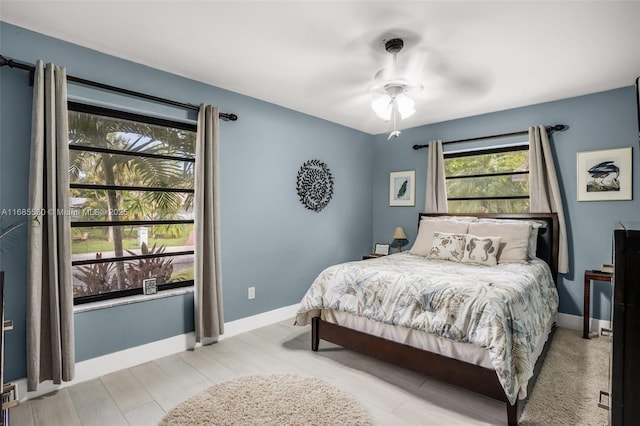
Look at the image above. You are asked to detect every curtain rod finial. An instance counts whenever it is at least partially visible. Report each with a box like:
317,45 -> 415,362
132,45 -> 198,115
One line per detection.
220,113 -> 238,122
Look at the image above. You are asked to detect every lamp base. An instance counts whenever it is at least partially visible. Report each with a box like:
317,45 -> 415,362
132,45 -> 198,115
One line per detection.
392,238 -> 408,253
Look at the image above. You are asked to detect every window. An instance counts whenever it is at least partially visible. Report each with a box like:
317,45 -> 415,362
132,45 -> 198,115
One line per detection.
444,145 -> 529,214
68,102 -> 197,304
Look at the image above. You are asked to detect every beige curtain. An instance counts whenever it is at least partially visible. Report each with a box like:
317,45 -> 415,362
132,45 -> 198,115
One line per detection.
26,61 -> 75,391
425,140 -> 448,213
529,125 -> 569,274
194,104 -> 224,343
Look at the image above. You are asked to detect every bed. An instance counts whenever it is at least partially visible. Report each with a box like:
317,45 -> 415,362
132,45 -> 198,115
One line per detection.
295,213 -> 559,425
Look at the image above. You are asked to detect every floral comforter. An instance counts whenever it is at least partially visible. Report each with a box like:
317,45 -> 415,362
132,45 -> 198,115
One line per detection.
295,252 -> 558,404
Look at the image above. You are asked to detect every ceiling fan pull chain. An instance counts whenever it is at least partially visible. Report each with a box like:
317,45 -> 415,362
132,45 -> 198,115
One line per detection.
387,99 -> 402,140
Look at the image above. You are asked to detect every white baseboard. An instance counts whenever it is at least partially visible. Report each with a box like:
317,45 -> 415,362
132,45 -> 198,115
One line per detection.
13,307 -> 605,401
13,303 -> 298,401
557,312 -> 611,332
222,304 -> 298,338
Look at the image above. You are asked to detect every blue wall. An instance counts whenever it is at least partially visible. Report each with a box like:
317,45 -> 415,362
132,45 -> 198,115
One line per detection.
1,20 -> 636,384
372,87 -> 639,321
0,22 -> 373,381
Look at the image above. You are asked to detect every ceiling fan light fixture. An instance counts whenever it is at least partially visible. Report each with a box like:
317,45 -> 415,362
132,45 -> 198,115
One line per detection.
371,94 -> 393,120
369,37 -> 422,129
394,93 -> 415,119
371,90 -> 415,122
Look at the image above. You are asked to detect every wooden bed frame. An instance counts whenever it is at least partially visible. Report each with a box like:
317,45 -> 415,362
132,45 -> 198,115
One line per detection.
311,213 -> 559,425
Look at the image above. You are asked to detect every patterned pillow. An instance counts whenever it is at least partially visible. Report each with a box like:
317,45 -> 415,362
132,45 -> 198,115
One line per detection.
468,222 -> 529,264
477,218 -> 545,259
461,234 -> 502,266
428,232 -> 467,262
410,220 -> 470,256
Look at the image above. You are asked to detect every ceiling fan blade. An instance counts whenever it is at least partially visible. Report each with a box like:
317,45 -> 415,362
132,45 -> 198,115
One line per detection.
423,51 -> 495,95
372,44 -> 430,87
446,72 -> 495,95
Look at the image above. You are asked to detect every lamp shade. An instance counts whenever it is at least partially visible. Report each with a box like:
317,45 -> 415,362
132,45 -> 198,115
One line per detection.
394,93 -> 416,120
371,92 -> 416,122
392,226 -> 407,240
371,94 -> 392,120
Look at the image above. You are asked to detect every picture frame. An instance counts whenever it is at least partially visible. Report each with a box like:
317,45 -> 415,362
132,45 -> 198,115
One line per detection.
374,243 -> 390,256
577,147 -> 632,201
389,170 -> 415,206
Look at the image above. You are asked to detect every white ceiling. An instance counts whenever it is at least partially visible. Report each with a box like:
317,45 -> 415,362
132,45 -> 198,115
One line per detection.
2,1 -> 639,135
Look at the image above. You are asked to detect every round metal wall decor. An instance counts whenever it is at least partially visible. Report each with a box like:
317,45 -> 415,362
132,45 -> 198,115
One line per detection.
296,159 -> 334,212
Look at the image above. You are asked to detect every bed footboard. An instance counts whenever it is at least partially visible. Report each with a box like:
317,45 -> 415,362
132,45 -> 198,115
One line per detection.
311,316 -> 541,425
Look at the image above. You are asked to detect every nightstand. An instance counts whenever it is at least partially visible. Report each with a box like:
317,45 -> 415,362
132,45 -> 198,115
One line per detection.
583,269 -> 613,339
362,254 -> 385,260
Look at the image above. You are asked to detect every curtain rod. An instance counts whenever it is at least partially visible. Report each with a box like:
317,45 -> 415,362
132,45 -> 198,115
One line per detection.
412,124 -> 566,150
0,54 -> 238,122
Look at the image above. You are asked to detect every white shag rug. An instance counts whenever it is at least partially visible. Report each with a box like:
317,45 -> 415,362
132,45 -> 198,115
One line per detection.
520,327 -> 609,425
160,373 -> 373,426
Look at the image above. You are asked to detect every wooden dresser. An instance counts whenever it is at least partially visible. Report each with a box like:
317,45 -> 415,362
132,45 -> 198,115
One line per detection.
611,229 -> 640,425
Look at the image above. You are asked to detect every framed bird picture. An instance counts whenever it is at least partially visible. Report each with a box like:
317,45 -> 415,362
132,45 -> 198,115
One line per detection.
577,147 -> 632,201
389,170 -> 415,206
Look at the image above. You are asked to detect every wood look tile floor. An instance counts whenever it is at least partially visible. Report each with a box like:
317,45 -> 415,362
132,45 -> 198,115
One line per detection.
9,319 -> 507,426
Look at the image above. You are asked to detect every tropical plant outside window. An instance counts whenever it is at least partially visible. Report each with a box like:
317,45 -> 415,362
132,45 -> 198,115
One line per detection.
69,103 -> 196,304
444,145 -> 529,214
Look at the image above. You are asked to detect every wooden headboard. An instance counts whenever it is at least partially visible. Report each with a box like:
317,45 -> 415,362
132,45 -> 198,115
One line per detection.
419,213 -> 559,284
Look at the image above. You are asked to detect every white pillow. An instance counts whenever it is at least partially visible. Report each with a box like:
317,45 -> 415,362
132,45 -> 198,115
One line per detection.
468,221 -> 530,263
461,234 -> 502,266
410,220 -> 470,256
428,232 -> 466,262
477,218 -> 545,258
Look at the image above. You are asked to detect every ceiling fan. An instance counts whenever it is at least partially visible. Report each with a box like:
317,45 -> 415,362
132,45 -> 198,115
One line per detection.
369,37 -> 423,139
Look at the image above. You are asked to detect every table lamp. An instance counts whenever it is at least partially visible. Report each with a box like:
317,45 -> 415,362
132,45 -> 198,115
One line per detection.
391,226 -> 408,252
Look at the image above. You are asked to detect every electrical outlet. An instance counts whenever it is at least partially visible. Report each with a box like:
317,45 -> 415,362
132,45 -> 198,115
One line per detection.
248,286 -> 255,300
143,278 -> 157,295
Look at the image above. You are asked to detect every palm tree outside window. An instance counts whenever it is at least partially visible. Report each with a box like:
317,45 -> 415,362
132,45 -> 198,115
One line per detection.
444,145 -> 530,214
68,103 -> 196,304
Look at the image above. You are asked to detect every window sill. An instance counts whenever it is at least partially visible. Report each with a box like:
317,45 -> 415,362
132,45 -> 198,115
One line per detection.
73,287 -> 194,314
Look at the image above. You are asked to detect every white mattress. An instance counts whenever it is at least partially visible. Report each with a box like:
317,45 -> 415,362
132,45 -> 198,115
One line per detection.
320,308 -> 555,399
